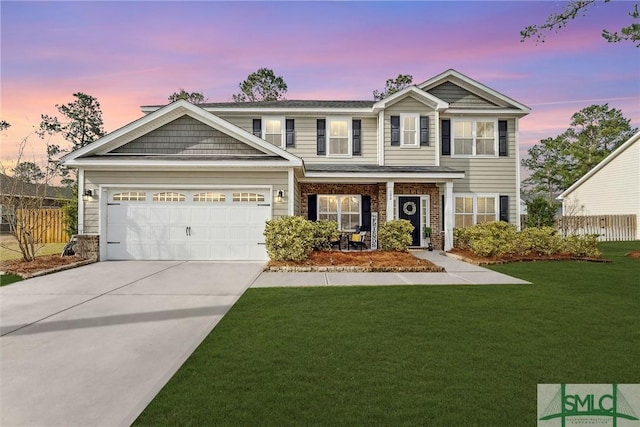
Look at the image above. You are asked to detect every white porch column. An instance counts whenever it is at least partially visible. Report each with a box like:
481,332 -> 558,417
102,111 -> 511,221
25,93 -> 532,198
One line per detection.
77,168 -> 85,235
444,181 -> 453,250
386,181 -> 394,221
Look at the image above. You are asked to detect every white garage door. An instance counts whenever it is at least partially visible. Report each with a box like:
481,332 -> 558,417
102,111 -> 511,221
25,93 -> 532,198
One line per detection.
106,189 -> 270,261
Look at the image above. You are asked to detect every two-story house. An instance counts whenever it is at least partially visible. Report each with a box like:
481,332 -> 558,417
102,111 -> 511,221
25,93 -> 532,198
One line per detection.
63,69 -> 530,261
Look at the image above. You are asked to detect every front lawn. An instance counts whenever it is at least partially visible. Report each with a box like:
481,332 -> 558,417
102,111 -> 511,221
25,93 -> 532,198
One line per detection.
134,241 -> 640,426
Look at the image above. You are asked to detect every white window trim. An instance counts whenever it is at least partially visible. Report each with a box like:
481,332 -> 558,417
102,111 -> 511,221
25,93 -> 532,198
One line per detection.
451,118 -> 498,157
400,113 -> 419,148
453,193 -> 499,227
317,194 -> 362,231
326,116 -> 352,157
262,116 -> 285,148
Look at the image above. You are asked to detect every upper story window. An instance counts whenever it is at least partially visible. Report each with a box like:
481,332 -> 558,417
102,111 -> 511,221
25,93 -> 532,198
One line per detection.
327,117 -> 351,156
263,117 -> 284,147
401,114 -> 419,146
452,119 -> 497,156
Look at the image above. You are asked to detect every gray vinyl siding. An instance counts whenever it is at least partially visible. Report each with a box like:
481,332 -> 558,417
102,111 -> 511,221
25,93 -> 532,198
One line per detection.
218,114 -> 378,164
112,116 -> 263,155
384,97 -> 436,166
427,82 -> 499,109
441,118 -> 518,222
82,170 -> 289,234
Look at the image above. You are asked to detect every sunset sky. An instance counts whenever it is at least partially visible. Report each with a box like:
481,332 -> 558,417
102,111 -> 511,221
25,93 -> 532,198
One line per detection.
1,1 -> 639,174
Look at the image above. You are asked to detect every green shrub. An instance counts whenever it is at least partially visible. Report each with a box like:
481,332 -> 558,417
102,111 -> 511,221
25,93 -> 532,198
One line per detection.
379,219 -> 413,251
454,222 -> 600,259
515,226 -> 563,256
563,234 -> 600,257
264,216 -> 315,262
460,221 -> 517,257
312,220 -> 340,251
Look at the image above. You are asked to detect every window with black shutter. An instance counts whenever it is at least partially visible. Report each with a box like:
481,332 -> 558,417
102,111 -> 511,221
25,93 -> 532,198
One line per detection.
441,119 -> 451,155
391,116 -> 400,146
499,195 -> 509,222
420,116 -> 429,146
498,120 -> 508,156
316,119 -> 326,155
286,119 -> 295,148
352,119 -> 361,156
252,119 -> 261,137
308,195 -> 317,221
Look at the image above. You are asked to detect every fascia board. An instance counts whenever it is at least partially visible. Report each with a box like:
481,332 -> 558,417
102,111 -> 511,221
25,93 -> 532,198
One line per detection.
142,106 -> 375,115
443,108 -> 530,117
302,172 -> 465,180
558,131 -> 640,199
66,160 -> 301,169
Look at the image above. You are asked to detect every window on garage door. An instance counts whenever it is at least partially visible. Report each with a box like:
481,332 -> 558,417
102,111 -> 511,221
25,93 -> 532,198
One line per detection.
193,192 -> 226,202
113,191 -> 146,201
153,192 -> 185,202
233,192 -> 265,202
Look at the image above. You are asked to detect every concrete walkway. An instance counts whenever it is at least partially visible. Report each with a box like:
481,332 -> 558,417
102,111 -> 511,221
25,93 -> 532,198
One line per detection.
252,250 -> 530,287
0,261 -> 264,427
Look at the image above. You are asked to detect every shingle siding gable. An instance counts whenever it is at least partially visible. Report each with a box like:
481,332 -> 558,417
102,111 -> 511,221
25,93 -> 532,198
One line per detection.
426,81 -> 500,108
111,115 -> 264,155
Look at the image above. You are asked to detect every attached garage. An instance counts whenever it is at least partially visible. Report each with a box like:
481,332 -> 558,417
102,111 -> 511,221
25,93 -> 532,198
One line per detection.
63,100 -> 302,262
106,188 -> 271,261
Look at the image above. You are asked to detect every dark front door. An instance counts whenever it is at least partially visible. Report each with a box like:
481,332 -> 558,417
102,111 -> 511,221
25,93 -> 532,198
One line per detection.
398,196 -> 420,246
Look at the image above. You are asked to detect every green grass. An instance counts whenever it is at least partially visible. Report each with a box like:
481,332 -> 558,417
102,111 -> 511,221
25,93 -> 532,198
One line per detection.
0,273 -> 23,286
134,241 -> 640,426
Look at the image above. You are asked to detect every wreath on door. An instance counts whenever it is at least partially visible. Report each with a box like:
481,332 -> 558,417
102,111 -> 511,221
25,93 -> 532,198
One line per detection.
402,201 -> 417,216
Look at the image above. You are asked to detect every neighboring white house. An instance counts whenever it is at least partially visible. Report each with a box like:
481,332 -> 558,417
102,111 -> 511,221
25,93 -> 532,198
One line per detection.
558,131 -> 640,240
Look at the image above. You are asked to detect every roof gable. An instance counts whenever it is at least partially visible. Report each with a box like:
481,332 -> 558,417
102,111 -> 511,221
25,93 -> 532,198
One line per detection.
558,131 -> 640,199
64,100 -> 302,166
372,86 -> 448,111
418,69 -> 530,113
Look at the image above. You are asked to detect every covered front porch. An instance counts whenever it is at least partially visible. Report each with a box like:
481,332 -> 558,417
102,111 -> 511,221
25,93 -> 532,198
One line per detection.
298,165 -> 464,250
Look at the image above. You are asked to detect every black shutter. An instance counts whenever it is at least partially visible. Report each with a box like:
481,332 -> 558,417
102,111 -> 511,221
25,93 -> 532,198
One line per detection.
252,119 -> 262,137
499,195 -> 509,222
420,116 -> 429,146
308,195 -> 317,221
286,119 -> 295,147
361,195 -> 371,231
317,119 -> 326,155
441,119 -> 451,155
498,120 -> 508,156
391,115 -> 400,146
352,119 -> 361,156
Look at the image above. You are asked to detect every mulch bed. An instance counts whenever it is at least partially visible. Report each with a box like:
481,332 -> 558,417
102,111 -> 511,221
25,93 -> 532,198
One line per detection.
266,250 -> 443,272
1,255 -> 94,278
447,248 -> 610,265
626,250 -> 640,259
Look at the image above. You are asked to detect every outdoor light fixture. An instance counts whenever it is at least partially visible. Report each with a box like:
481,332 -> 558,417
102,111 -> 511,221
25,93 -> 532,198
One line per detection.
275,189 -> 285,203
83,189 -> 93,202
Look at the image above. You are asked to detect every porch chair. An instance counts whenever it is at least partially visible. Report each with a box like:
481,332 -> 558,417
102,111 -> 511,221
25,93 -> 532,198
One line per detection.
348,231 -> 367,251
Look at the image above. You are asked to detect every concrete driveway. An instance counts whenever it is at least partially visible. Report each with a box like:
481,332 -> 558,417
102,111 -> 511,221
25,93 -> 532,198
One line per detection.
0,261 -> 263,427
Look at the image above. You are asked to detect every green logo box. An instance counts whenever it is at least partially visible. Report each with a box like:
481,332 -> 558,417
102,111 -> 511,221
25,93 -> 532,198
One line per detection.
538,384 -> 640,427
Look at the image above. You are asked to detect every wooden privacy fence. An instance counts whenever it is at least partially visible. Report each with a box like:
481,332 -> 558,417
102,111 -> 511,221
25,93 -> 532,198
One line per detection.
16,208 -> 69,243
520,214 -> 637,241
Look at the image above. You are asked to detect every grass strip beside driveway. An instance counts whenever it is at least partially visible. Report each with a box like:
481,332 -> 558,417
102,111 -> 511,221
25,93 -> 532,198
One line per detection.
134,242 -> 640,426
